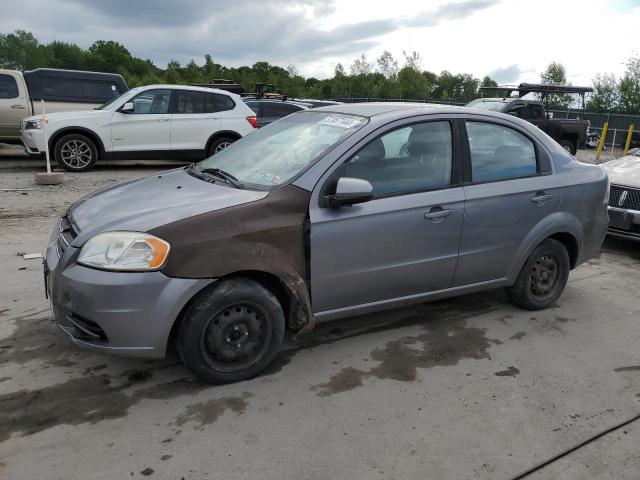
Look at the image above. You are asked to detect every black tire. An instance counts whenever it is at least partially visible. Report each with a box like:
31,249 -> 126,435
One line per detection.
54,133 -> 98,172
507,239 -> 570,311
178,278 -> 285,384
559,139 -> 576,155
207,136 -> 236,157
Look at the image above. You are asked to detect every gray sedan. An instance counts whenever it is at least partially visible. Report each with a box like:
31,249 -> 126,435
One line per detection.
45,103 -> 609,384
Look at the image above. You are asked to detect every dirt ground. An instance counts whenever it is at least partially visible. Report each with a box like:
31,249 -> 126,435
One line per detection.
1,144 -> 639,479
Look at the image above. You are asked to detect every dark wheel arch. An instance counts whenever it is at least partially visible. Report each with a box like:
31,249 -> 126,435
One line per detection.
49,127 -> 106,161
205,131 -> 241,154
548,232 -> 579,269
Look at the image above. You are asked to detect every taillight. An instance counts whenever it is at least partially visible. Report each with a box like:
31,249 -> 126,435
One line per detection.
246,115 -> 257,128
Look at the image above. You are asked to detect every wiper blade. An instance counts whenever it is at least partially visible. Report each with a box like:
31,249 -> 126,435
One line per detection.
200,167 -> 243,189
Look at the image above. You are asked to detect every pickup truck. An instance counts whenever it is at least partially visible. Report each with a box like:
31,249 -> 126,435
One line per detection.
467,97 -> 588,154
0,68 -> 128,143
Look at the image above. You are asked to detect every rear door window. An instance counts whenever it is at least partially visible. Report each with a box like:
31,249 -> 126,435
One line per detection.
465,121 -> 537,182
0,74 -> 19,99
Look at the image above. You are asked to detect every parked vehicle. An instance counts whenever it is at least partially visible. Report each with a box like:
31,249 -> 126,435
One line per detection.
470,83 -> 593,155
44,103 -> 609,384
21,84 -> 256,171
467,97 -> 589,154
243,98 -> 309,127
0,68 -> 128,143
295,99 -> 343,108
602,149 -> 640,239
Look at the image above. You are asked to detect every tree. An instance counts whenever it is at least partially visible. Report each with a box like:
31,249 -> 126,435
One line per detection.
350,54 -> 371,76
587,73 -> 618,112
397,66 -> 428,98
166,60 -> 181,84
539,61 -> 572,110
376,51 -> 398,80
480,76 -> 500,97
402,50 -> 422,71
0,30 -> 47,69
618,56 -> 640,114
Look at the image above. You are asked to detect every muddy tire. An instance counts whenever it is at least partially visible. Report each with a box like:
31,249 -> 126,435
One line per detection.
206,136 -> 236,157
559,139 -> 576,155
54,133 -> 98,172
507,239 -> 570,311
178,278 -> 285,384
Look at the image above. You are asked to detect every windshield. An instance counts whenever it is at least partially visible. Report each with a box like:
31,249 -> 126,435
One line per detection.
467,99 -> 508,112
95,88 -> 139,110
196,111 -> 368,189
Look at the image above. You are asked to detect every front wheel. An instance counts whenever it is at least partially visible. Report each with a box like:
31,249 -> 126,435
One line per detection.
178,278 -> 285,384
507,239 -> 570,311
207,136 -> 236,157
54,134 -> 98,172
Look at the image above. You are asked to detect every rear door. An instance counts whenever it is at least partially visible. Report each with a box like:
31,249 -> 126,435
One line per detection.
170,89 -> 220,151
0,72 -> 28,139
452,116 -> 561,286
109,88 -> 172,152
309,117 -> 465,314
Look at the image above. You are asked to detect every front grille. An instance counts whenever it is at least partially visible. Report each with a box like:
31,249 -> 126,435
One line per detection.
610,185 -> 640,210
57,214 -> 78,256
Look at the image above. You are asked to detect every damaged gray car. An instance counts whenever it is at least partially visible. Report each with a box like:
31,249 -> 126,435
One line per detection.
44,103 -> 609,384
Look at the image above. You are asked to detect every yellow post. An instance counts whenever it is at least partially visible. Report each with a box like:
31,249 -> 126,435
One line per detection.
624,124 -> 634,155
596,122 -> 608,161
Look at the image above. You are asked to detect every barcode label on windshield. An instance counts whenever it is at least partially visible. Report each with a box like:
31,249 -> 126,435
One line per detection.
318,115 -> 363,129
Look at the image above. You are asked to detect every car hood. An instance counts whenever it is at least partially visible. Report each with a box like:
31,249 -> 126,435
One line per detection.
24,109 -> 112,123
602,155 -> 640,188
68,168 -> 268,245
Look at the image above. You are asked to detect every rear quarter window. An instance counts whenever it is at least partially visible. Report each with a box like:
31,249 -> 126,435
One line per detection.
466,121 -> 538,182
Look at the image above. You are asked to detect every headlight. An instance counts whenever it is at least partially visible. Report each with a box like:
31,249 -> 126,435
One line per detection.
77,232 -> 170,271
24,119 -> 47,130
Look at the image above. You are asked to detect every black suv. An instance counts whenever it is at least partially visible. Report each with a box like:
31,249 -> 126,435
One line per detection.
243,99 -> 309,127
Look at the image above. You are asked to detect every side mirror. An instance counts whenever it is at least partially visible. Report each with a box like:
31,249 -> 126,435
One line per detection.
326,177 -> 374,207
120,102 -> 135,113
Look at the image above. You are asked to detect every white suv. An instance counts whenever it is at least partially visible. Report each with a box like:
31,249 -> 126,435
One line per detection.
21,85 -> 257,172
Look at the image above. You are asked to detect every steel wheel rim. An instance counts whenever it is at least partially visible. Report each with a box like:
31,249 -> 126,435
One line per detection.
214,141 -> 232,154
61,140 -> 92,168
200,302 -> 271,373
529,253 -> 560,301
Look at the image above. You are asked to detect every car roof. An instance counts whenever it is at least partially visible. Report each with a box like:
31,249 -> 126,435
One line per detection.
139,84 -> 237,96
313,102 -> 462,117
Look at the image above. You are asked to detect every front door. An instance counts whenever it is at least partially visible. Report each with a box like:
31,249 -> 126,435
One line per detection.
453,118 -> 561,286
309,119 -> 465,314
0,72 -> 28,139
109,88 -> 172,153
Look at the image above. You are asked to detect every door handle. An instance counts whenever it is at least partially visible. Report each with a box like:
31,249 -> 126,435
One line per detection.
206,116 -> 219,120
531,192 -> 552,204
11,104 -> 26,109
424,207 -> 453,220
157,118 -> 170,122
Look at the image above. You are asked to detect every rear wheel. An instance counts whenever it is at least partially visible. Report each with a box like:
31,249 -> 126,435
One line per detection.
507,239 -> 570,310
560,139 -> 576,155
178,278 -> 285,384
207,136 -> 236,157
54,134 -> 98,172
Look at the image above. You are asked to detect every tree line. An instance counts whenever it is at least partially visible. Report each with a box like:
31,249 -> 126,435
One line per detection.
1,30 -> 638,113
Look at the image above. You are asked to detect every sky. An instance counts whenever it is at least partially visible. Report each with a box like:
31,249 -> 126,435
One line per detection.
3,0 -> 640,85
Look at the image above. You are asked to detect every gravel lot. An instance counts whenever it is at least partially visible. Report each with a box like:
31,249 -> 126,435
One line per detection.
1,144 -> 639,479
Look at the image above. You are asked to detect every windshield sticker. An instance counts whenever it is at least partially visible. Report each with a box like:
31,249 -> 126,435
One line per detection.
318,115 -> 363,129
260,173 -> 283,185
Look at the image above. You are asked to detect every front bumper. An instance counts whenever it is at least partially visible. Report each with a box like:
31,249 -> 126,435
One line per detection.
45,222 -> 214,358
607,207 -> 640,240
21,128 -> 46,155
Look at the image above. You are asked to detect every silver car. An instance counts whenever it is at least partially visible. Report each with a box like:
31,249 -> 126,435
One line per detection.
44,103 -> 609,384
602,149 -> 640,239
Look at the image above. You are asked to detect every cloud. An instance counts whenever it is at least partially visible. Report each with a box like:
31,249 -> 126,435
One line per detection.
487,64 -> 535,84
